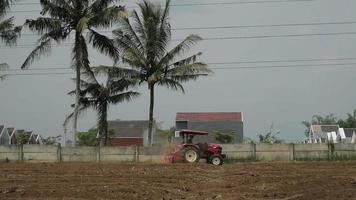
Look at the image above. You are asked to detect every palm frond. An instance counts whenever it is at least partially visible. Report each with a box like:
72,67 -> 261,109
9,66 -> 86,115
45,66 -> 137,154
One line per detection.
0,62 -> 9,81
24,17 -> 62,34
155,0 -> 171,59
39,0 -> 73,20
88,29 -> 119,62
131,10 -> 147,47
168,74 -> 209,83
21,39 -> 52,69
0,17 -> 21,45
0,0 -> 12,16
167,62 -> 212,75
157,78 -> 185,93
116,16 -> 144,52
168,52 -> 202,68
158,34 -> 202,67
92,65 -> 141,79
108,91 -> 140,104
89,5 -> 125,28
89,0 -> 119,14
63,104 -> 91,127
109,78 -> 138,94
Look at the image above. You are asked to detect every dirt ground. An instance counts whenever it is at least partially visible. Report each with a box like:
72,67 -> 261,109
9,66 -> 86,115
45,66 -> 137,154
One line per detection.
0,161 -> 356,200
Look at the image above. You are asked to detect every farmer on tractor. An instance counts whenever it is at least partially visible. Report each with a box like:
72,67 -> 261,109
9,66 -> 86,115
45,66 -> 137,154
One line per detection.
166,129 -> 226,165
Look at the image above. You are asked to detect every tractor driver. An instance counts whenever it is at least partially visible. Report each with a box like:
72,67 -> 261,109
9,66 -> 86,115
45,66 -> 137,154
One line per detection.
187,135 -> 194,143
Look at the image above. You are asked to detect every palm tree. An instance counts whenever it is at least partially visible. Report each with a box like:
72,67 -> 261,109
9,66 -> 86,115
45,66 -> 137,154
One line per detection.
66,67 -> 139,146
21,0 -> 125,145
113,0 -> 211,145
0,0 -> 21,80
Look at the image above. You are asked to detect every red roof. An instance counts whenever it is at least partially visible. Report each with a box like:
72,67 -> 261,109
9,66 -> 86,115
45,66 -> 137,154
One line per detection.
176,112 -> 243,122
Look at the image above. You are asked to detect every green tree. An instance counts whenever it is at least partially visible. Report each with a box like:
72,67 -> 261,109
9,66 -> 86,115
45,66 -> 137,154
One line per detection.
76,128 -> 98,146
16,131 -> 31,144
258,124 -> 283,144
42,135 -> 61,145
0,0 -> 22,80
76,128 -> 114,146
66,68 -> 139,146
338,109 -> 356,128
302,114 -> 338,137
214,131 -> 234,144
113,0 -> 211,145
21,0 -> 125,144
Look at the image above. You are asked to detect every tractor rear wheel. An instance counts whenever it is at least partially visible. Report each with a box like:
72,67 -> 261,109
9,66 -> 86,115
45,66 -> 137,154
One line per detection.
182,147 -> 200,163
210,155 -> 223,166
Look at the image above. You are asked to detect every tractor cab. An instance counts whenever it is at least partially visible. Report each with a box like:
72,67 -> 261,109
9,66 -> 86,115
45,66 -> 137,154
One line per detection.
166,129 -> 226,165
179,129 -> 208,144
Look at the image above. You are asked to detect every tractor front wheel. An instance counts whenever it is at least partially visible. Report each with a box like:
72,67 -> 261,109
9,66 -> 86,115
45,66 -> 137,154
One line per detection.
210,155 -> 223,166
183,147 -> 200,163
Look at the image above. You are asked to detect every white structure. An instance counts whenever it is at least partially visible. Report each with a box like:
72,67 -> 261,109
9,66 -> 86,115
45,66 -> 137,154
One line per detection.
28,132 -> 43,144
0,126 -> 10,145
308,125 -> 339,143
335,128 -> 356,144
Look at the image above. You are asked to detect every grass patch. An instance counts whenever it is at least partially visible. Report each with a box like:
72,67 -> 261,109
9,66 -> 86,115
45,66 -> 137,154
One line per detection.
296,153 -> 356,161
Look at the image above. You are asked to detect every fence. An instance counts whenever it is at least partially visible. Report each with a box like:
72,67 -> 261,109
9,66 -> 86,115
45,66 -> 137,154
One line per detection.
0,143 -> 356,163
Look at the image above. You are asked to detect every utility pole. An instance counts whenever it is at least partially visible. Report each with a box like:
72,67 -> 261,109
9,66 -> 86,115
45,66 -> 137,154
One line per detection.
63,115 -> 67,147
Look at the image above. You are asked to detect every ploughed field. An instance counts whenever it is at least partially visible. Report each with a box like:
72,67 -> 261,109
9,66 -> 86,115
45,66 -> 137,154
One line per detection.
1,162 -> 356,200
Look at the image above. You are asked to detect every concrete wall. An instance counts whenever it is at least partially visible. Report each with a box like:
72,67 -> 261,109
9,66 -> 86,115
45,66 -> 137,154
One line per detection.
23,145 -> 59,162
256,144 -> 292,161
0,145 -> 20,161
221,144 -> 253,159
294,144 -> 329,160
61,146 -> 98,162
1,143 -> 356,163
100,146 -> 136,162
334,143 -> 356,156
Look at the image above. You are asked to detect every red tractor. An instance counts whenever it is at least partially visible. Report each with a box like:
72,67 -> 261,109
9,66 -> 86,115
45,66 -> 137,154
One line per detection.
165,129 -> 226,165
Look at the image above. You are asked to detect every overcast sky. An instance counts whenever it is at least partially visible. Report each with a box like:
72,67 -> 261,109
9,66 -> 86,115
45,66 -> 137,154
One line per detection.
1,0 -> 356,142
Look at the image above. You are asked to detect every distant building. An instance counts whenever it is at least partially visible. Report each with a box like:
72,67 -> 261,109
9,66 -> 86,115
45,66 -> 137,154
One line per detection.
308,125 -> 356,144
342,128 -> 356,143
175,112 -> 244,143
0,126 -> 10,145
308,125 -> 339,143
107,120 -> 157,146
28,132 -> 42,144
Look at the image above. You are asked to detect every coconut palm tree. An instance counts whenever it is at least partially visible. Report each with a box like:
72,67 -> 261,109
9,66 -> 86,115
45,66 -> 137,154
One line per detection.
21,0 -> 125,144
113,0 -> 211,145
65,67 -> 140,145
0,0 -> 22,80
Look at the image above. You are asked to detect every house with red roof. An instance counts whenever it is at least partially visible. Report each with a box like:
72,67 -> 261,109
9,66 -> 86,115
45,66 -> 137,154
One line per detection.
107,120 -> 157,146
175,112 -> 244,143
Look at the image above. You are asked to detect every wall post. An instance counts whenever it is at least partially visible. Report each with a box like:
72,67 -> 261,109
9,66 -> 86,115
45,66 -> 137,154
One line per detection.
19,144 -> 23,163
135,146 -> 139,163
289,143 -> 295,161
96,145 -> 101,163
251,143 -> 256,160
57,143 -> 62,162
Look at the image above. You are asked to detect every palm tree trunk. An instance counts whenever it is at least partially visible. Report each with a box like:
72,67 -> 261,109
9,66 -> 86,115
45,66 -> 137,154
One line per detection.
73,32 -> 82,147
103,103 -> 108,146
148,84 -> 155,146
98,103 -> 108,146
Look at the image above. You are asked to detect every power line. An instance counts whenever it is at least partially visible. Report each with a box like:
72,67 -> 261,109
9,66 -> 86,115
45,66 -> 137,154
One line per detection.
3,62 -> 356,76
9,0 -> 315,10
2,31 -> 356,49
17,21 -> 356,37
5,57 -> 356,72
